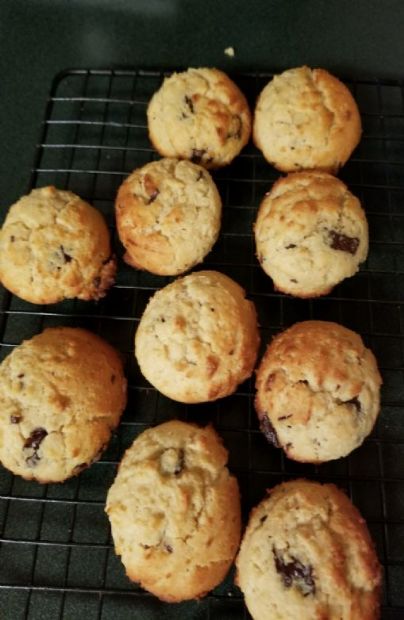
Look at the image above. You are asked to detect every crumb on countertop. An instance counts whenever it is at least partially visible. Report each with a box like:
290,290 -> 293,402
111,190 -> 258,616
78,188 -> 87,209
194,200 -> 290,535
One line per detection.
224,46 -> 235,57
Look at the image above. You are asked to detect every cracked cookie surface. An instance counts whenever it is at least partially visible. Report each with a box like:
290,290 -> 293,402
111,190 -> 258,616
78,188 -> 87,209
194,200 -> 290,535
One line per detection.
0,186 -> 116,304
106,420 -> 241,601
236,479 -> 381,620
255,321 -> 382,463
115,158 -> 222,275
0,327 -> 127,483
147,68 -> 251,168
253,66 -> 362,173
135,270 -> 260,403
254,171 -> 368,297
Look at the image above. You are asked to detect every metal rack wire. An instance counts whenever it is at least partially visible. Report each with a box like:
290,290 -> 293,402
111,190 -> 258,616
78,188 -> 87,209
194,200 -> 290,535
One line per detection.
0,68 -> 404,619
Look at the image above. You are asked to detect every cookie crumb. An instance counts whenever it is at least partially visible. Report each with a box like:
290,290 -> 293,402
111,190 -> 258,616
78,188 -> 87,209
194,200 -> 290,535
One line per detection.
224,46 -> 235,58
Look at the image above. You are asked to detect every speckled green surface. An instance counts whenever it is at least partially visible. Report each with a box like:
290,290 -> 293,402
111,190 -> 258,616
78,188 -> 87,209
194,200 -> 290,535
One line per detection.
1,0 -> 404,209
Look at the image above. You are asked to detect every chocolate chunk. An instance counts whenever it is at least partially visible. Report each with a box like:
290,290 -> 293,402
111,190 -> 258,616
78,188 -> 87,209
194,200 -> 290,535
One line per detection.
147,189 -> 159,205
260,416 -> 280,448
174,449 -> 184,475
260,515 -> 267,524
328,231 -> 359,255
184,95 -> 194,114
290,278 -> 298,283
24,427 -> 48,467
285,244 -> 296,249
345,396 -> 361,413
278,414 -> 292,421
60,246 -> 73,263
17,373 -> 25,379
24,428 -> 47,450
10,415 -> 22,424
164,543 -> 173,553
273,547 -> 315,596
10,235 -> 15,242
190,148 -> 207,164
265,373 -> 276,391
228,115 -> 242,140
102,254 -> 114,265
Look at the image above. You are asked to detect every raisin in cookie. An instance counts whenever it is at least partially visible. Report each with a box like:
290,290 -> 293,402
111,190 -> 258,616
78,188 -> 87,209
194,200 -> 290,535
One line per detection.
0,186 -> 116,304
106,420 -> 241,602
255,321 -> 382,463
254,171 -> 368,297
0,327 -> 127,483
147,68 -> 251,169
115,158 -> 222,275
253,66 -> 361,173
236,479 -> 381,620
135,270 -> 260,403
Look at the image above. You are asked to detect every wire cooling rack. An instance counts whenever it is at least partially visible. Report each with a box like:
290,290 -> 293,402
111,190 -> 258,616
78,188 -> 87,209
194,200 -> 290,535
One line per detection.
1,68 -> 404,619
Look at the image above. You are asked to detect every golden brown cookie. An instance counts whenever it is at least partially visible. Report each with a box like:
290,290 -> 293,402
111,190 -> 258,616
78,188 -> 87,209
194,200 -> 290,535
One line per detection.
106,420 -> 241,602
253,66 -> 362,173
0,186 -> 116,304
236,479 -> 381,620
115,158 -> 222,275
255,321 -> 382,463
0,327 -> 127,483
147,68 -> 251,168
254,171 -> 368,297
135,270 -> 260,403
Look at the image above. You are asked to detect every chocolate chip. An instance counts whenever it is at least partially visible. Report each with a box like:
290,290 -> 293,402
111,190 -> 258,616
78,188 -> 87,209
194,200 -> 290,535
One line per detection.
24,428 -> 47,450
24,427 -> 48,467
344,396 -> 361,413
60,246 -> 73,263
265,373 -> 276,391
17,373 -> 25,379
278,414 -> 292,421
285,244 -> 296,249
260,416 -> 280,448
260,515 -> 267,524
328,231 -> 359,255
174,449 -> 184,475
184,95 -> 194,114
10,235 -> 15,242
10,415 -> 22,424
273,547 -> 315,596
164,543 -> 173,553
102,254 -> 114,265
160,317 -> 166,323
290,278 -> 298,283
228,115 -> 242,140
147,189 -> 159,205
190,148 -> 207,164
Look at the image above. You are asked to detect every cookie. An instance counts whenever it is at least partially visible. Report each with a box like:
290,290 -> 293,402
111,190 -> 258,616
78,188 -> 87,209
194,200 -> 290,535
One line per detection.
0,327 -> 127,483
106,420 -> 241,602
254,171 -> 368,297
236,479 -> 381,620
255,321 -> 382,463
0,186 -> 116,304
115,158 -> 222,275
135,270 -> 260,403
253,66 -> 362,173
147,67 -> 251,169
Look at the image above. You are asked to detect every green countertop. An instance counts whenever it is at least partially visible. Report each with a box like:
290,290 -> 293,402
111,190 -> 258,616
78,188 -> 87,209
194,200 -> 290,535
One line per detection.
1,0 -> 404,208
